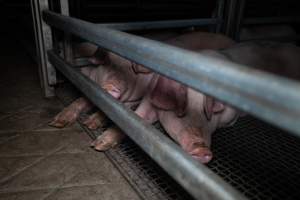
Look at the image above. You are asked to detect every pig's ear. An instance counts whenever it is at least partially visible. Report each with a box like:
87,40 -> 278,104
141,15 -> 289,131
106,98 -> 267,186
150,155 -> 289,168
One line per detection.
203,96 -> 224,121
131,62 -> 152,74
150,77 -> 187,117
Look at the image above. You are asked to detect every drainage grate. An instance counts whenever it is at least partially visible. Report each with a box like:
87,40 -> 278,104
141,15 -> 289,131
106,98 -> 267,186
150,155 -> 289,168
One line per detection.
56,83 -> 300,200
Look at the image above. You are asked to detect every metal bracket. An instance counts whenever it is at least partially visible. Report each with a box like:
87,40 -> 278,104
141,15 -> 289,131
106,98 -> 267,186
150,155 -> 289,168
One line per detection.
60,0 -> 73,64
31,0 -> 56,97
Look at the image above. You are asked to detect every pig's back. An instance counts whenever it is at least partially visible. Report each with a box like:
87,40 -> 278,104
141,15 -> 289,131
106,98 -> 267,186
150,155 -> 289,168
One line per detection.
221,42 -> 300,80
165,32 -> 235,51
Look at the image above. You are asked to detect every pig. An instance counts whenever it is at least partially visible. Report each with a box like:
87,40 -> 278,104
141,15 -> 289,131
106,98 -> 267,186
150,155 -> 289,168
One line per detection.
86,32 -> 236,150
85,31 -> 235,129
93,41 -> 300,163
239,25 -> 297,42
219,41 -> 300,79
133,80 -> 239,163
49,31 -> 235,155
50,32 -> 178,129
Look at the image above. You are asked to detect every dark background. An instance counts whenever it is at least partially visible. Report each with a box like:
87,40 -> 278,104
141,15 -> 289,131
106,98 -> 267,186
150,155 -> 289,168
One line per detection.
0,0 -> 299,59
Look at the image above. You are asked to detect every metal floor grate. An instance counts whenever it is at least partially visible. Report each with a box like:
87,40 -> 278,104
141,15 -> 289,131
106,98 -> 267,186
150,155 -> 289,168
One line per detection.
56,83 -> 300,200
209,117 -> 300,200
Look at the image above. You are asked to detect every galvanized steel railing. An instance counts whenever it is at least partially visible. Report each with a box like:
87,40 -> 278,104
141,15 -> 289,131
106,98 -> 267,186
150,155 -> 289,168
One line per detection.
48,50 -> 246,200
43,10 -> 300,138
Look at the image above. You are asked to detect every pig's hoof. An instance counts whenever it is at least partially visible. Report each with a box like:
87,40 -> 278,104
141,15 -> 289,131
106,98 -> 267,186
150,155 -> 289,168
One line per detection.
48,109 -> 79,128
48,119 -> 68,128
82,112 -> 107,130
102,83 -> 122,99
90,127 -> 125,151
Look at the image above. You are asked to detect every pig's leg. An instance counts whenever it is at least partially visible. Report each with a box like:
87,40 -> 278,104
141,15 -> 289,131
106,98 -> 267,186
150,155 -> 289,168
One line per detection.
49,97 -> 93,128
91,125 -> 126,150
82,111 -> 108,130
159,111 -> 213,163
81,76 -> 126,130
92,96 -> 158,151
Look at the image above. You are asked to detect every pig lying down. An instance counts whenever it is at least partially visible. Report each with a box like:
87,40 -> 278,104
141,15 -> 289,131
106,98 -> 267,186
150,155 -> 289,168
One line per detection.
50,31 -> 300,163
91,41 -> 300,163
128,41 -> 300,163
49,31 -> 235,161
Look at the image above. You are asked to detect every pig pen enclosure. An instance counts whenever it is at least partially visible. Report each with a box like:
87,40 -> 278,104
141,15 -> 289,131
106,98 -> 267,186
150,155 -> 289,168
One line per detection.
5,0 -> 300,199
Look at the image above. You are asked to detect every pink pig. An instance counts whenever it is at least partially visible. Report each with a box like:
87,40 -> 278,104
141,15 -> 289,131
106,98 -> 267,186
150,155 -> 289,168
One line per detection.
49,31 -> 236,159
130,41 -> 300,163
132,66 -> 240,163
93,41 -> 300,164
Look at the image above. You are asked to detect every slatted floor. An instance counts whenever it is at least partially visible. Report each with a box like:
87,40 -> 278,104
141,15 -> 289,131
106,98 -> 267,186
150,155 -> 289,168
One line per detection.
56,81 -> 300,200
0,34 -> 142,200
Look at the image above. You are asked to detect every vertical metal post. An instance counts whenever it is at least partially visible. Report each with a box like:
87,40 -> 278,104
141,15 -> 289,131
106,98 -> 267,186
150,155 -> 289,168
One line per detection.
224,0 -> 238,38
48,0 -> 61,56
215,0 -> 225,33
30,0 -> 56,97
60,0 -> 73,64
234,0 -> 246,41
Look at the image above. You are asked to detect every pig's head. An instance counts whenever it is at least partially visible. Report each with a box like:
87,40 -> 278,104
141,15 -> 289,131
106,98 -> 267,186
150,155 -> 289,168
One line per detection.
181,89 -> 240,163
149,76 -> 240,163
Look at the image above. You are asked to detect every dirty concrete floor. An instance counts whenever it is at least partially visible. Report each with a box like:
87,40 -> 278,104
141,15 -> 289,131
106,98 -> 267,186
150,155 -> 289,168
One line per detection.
0,34 -> 141,200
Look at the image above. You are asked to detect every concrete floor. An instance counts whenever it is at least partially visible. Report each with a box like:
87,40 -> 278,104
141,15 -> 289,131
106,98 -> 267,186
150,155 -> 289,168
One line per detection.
0,34 -> 141,200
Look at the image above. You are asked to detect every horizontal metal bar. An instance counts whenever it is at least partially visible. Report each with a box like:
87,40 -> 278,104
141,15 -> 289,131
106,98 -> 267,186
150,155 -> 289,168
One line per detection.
43,10 -> 300,137
72,57 -> 93,67
48,50 -> 247,200
96,18 -> 220,31
243,16 -> 300,25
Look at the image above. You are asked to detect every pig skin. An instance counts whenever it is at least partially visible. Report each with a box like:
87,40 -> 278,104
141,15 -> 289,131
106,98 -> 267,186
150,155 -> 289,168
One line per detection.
91,32 -> 236,162
94,41 -> 300,163
50,31 -> 236,163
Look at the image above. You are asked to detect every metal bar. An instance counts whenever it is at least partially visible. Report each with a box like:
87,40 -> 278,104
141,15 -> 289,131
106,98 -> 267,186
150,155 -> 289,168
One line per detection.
30,0 -> 41,81
73,57 -> 94,67
96,18 -> 220,31
30,0 -> 55,97
215,0 -> 225,33
43,10 -> 300,137
48,50 -> 247,200
234,0 -> 246,41
60,0 -> 73,64
224,0 -> 238,37
244,16 -> 300,25
48,0 -> 61,56
36,0 -> 57,86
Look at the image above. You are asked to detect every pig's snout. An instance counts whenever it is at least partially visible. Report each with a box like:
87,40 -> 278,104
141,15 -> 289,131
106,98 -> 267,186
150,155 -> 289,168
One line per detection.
189,145 -> 213,163
179,127 -> 213,164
